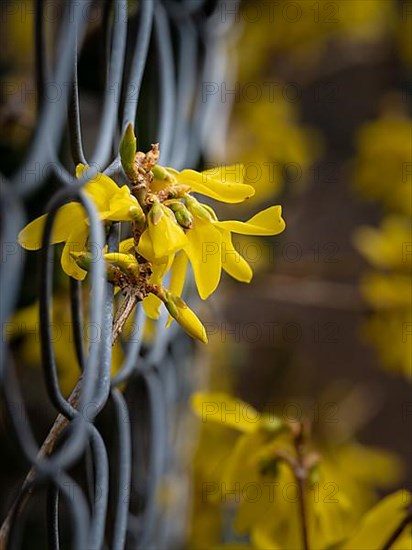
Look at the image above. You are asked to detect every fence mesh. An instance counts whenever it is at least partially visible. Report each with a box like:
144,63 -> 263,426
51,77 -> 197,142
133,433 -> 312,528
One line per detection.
0,1 -> 238,547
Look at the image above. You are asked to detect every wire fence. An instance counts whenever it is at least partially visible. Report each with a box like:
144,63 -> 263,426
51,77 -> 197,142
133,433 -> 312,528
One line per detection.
0,1 -> 238,547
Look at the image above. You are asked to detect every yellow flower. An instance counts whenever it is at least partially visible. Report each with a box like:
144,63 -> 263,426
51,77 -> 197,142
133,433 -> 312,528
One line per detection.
7,295 -> 124,395
139,201 -> 285,306
164,291 -> 208,344
341,490 -> 412,549
183,201 -> 285,300
353,115 -> 412,214
137,198 -> 188,262
191,392 -> 403,550
354,216 -> 412,272
354,215 -> 412,379
152,164 -> 255,204
18,165 -> 143,280
104,252 -> 139,273
134,164 -> 285,323
191,392 -> 283,434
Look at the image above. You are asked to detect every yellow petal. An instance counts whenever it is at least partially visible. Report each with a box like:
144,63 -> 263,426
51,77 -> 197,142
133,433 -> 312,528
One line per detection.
104,252 -> 138,272
106,185 -> 142,222
174,165 -> 255,203
18,203 -> 85,250
167,299 -> 208,343
184,220 -> 222,300
60,223 -> 89,280
143,256 -> 175,320
7,302 -> 39,337
220,230 -> 253,283
152,255 -> 175,284
342,491 -> 412,549
75,163 -> 88,178
138,206 -> 187,261
78,165 -> 140,221
154,207 -> 188,258
215,205 -> 286,236
119,237 -> 135,255
143,294 -> 162,320
166,252 -> 189,327
170,252 -> 188,297
191,392 -> 260,433
137,228 -> 156,261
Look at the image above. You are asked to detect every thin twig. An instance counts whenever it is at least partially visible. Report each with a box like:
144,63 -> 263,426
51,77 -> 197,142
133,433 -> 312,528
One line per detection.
294,424 -> 310,550
112,291 -> 139,345
0,293 -> 140,548
381,506 -> 412,550
0,381 -> 83,549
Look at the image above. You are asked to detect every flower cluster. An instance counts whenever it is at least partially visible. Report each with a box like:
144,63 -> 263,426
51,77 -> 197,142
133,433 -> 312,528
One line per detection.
18,124 -> 285,344
190,391 -> 408,549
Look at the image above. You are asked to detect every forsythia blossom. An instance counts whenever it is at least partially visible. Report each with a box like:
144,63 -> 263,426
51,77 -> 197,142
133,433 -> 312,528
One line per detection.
17,125 -> 286,344
190,392 -> 405,549
18,165 -> 143,280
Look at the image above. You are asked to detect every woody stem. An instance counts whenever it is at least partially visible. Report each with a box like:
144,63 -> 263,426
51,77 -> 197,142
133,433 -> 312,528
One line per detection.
381,506 -> 412,550
0,307 -> 130,548
0,381 -> 82,549
294,425 -> 310,550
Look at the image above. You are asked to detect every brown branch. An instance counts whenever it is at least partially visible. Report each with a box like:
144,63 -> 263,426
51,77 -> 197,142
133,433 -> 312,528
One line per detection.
112,291 -> 139,345
0,291 -> 142,548
293,424 -> 310,550
0,380 -> 83,549
381,506 -> 412,550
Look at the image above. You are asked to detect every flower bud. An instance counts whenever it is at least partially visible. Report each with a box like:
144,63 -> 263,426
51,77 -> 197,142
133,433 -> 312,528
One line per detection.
185,194 -> 214,222
166,184 -> 191,198
148,199 -> 164,225
152,165 -> 175,183
120,123 -> 137,172
168,201 -> 193,229
260,414 -> 285,434
70,251 -> 94,270
163,290 -> 208,344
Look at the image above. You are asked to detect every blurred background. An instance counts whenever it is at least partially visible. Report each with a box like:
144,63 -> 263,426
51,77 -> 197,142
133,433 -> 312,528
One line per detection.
1,0 -> 411,548
189,0 -> 412,546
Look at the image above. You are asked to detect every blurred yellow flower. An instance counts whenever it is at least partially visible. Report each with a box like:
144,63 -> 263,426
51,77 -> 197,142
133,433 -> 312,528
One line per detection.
7,296 -> 124,395
191,392 -> 403,550
354,216 -> 412,272
353,115 -> 412,215
341,490 -> 412,549
354,216 -> 412,379
228,99 -> 319,205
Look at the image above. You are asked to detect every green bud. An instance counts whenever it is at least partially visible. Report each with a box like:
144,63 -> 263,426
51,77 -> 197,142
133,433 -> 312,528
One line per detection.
120,123 -> 137,171
167,184 -> 191,198
149,200 -> 164,225
199,203 -> 218,221
152,165 -> 175,182
168,201 -> 193,229
70,251 -> 94,270
185,195 -> 213,222
260,414 -> 285,435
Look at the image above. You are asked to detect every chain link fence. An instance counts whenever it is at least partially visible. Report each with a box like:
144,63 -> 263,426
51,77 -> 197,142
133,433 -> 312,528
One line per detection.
0,1 -> 238,547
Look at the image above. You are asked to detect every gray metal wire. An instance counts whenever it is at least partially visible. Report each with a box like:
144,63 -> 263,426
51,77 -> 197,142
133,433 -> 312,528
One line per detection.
0,0 -> 238,548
